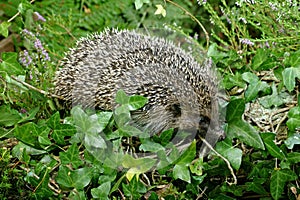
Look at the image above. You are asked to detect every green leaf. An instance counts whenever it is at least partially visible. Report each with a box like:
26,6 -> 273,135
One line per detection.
4,74 -> 28,91
226,98 -> 245,122
139,140 -> 165,152
259,83 -> 285,108
122,154 -> 155,170
14,122 -> 50,149
189,158 -> 204,176
175,140 -> 196,165
270,169 -> 297,200
17,2 -> 31,14
134,0 -> 150,10
261,133 -> 285,160
242,72 -> 269,102
207,43 -> 228,64
97,111 -> 113,132
283,50 -> 300,68
251,48 -> 269,70
120,125 -> 146,137
246,180 -> 268,195
227,120 -> 264,150
242,72 -> 259,83
0,52 -> 25,75
287,118 -> 300,132
56,166 -> 93,189
222,73 -> 246,89
91,182 -> 111,199
52,124 -> 77,145
159,128 -> 174,146
287,152 -> 300,164
84,131 -> 107,149
115,90 -> 129,104
282,67 -> 300,92
128,95 -> 148,111
287,106 -> 300,118
122,176 -> 146,198
245,81 -> 269,102
0,105 -> 22,126
47,112 -> 61,129
173,164 -> 191,183
38,127 -> 52,147
215,139 -> 242,170
122,155 -> 155,181
12,142 -> 46,159
114,105 -> 131,127
18,107 -> 39,123
154,4 -> 166,17
48,112 -> 76,145
284,133 -> 300,149
0,22 -> 11,37
71,106 -> 105,134
59,143 -> 83,169
110,174 -> 126,195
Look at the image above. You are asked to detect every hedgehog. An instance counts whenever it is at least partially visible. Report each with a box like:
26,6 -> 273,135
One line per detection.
54,28 -> 224,156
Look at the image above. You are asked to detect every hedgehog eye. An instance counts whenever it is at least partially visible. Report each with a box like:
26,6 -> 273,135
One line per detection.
168,103 -> 181,118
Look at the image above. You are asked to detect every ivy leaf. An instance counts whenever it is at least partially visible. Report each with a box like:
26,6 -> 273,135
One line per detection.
259,83 -> 285,108
0,105 -> 22,127
122,176 -> 146,198
251,48 -> 269,70
173,164 -> 191,183
96,112 -> 113,131
59,143 -> 83,169
226,98 -> 245,122
128,95 -> 148,111
115,90 -> 129,105
134,0 -> 150,10
52,124 -> 77,145
0,22 -> 11,37
47,112 -> 76,145
284,133 -> 300,149
47,112 -> 61,129
114,105 -> 131,127
242,72 -> 259,82
283,50 -> 300,68
122,155 -> 155,181
139,139 -> 165,152
227,120 -> 264,150
159,128 -> 174,146
242,72 -> 269,102
174,140 -> 196,166
154,4 -> 166,17
119,125 -> 147,137
18,107 -> 40,123
84,131 -> 107,149
260,133 -> 285,160
215,139 -> 242,170
287,152 -> 300,164
56,166 -> 93,190
270,169 -> 297,200
91,182 -> 111,200
222,73 -> 246,90
207,43 -> 228,64
14,122 -> 50,149
282,67 -> 300,92
189,158 -> 205,177
0,52 -> 25,75
246,179 -> 268,195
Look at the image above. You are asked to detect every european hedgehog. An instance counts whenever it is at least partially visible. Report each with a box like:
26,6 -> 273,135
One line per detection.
54,28 -> 224,156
